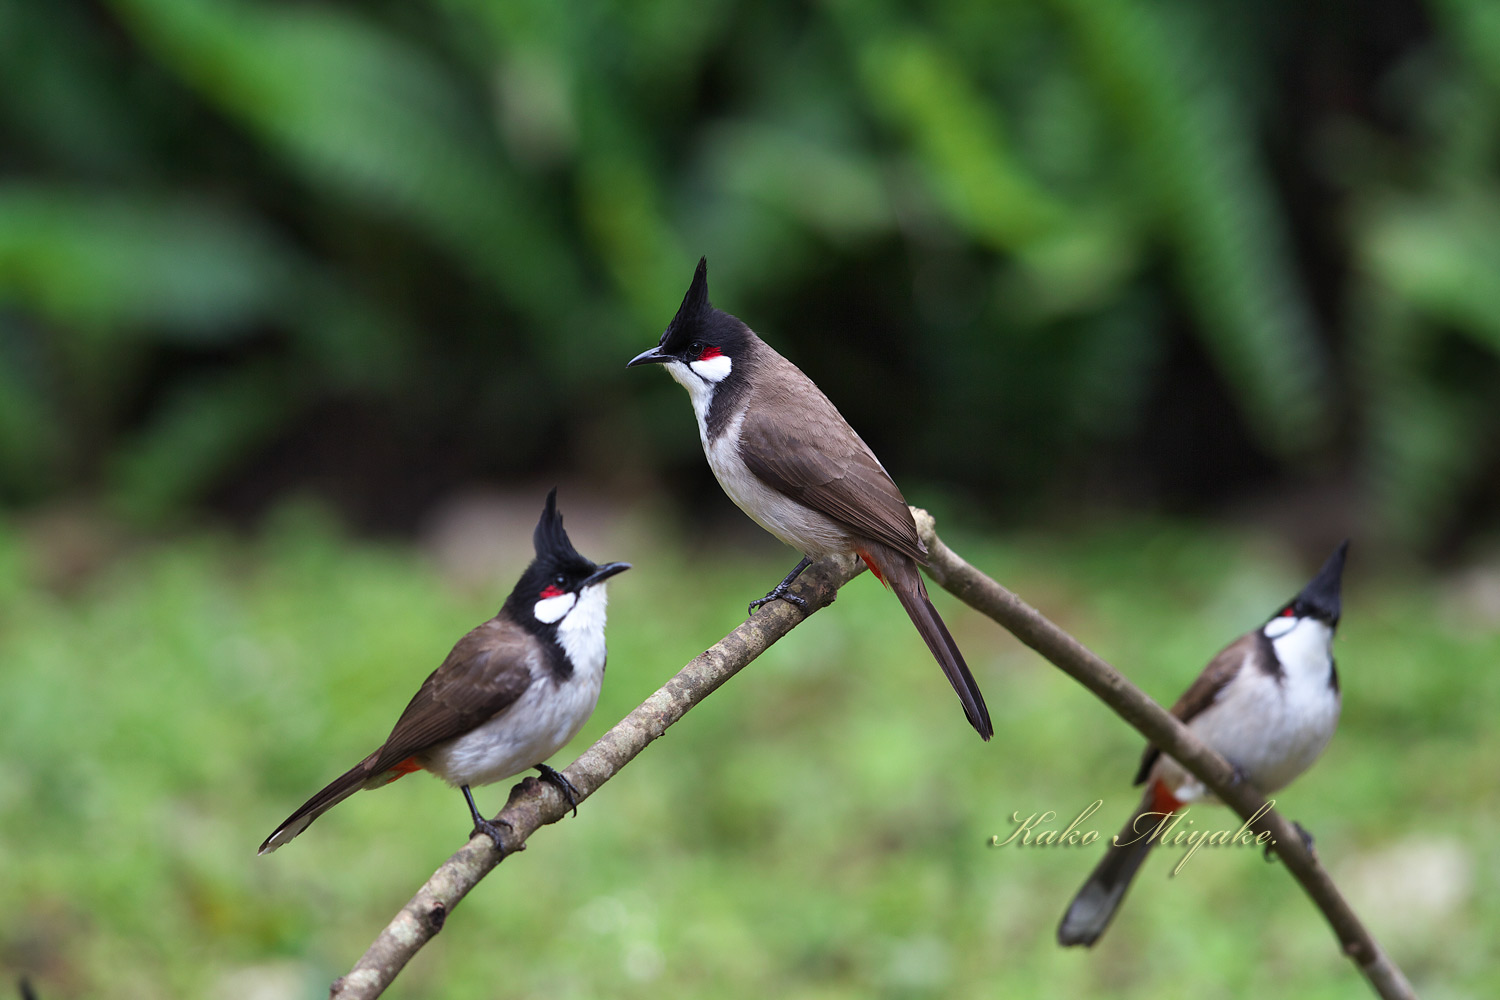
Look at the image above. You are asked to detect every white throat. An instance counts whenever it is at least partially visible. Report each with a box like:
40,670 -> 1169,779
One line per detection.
665,357 -> 731,441
555,583 -> 610,676
1265,616 -> 1334,682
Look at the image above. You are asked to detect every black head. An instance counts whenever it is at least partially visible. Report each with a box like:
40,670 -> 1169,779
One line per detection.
505,489 -> 630,626
1270,540 -> 1349,628
626,257 -> 752,370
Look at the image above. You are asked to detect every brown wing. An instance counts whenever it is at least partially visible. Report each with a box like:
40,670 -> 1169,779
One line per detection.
362,617 -> 537,776
1133,631 -> 1257,785
737,355 -> 926,563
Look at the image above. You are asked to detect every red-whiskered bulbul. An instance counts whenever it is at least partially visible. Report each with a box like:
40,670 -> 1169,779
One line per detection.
1056,540 -> 1349,946
627,258 -> 992,740
258,490 -> 630,855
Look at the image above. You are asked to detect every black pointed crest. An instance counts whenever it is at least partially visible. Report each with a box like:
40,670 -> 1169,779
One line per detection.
1295,539 -> 1349,624
533,488 -> 584,564
677,256 -> 710,324
659,257 -> 711,352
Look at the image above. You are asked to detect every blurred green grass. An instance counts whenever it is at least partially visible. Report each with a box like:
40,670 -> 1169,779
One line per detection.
2,508 -> 1496,999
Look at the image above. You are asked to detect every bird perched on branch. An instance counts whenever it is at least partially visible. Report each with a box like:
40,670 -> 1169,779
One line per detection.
259,490 -> 630,855
1057,540 -> 1349,946
628,257 -> 991,740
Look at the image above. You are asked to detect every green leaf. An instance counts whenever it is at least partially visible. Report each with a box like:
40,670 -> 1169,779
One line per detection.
1363,193 -> 1500,354
109,0 -> 589,329
0,187 -> 285,338
1051,0 -> 1331,456
846,28 -> 1069,250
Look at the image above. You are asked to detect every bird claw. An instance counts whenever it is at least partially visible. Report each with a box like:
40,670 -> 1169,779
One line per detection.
536,764 -> 582,818
462,783 -> 513,852
749,557 -> 813,614
748,584 -> 808,615
472,815 -> 513,852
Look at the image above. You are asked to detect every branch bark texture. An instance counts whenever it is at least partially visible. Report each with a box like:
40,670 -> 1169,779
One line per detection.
332,512 -> 1415,1000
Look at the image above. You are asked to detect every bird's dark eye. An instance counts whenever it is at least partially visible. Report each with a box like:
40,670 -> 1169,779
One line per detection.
688,340 -> 725,362
554,574 -> 566,587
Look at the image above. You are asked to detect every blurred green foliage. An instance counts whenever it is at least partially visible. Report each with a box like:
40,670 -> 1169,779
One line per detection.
0,0 -> 1497,542
1,511 -> 1494,997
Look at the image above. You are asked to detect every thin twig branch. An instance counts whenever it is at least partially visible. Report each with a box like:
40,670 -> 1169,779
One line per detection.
909,509 -> 1416,1000
332,512 -> 1415,1000
328,553 -> 866,999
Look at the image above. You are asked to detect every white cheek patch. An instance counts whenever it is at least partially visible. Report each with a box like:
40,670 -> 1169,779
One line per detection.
688,354 -> 732,383
1263,615 -> 1297,639
533,592 -> 576,624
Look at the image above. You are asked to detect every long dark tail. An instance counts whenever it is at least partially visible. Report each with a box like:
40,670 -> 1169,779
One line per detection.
866,544 -> 993,740
1057,786 -> 1170,946
259,750 -> 383,855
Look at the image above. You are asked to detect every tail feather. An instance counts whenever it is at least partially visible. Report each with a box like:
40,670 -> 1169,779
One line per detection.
870,545 -> 993,740
1057,785 -> 1174,946
258,750 -> 383,855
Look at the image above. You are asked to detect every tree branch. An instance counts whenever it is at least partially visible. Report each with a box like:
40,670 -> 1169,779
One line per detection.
331,512 -> 1415,1000
328,552 -> 866,999
909,509 -> 1416,1000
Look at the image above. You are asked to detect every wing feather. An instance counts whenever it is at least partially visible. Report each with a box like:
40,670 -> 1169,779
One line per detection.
363,618 -> 536,776
736,364 -> 925,563
1133,632 -> 1256,785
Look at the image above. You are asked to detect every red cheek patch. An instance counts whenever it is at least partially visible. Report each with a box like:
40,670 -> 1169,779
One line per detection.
698,345 -> 723,361
540,585 -> 564,599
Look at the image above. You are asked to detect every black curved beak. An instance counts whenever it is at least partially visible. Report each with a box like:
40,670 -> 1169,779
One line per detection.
627,345 -> 672,368
583,562 -> 632,587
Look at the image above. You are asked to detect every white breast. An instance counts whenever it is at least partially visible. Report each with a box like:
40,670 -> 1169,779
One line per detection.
701,407 -> 851,558
422,585 -> 610,788
1157,619 -> 1341,802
